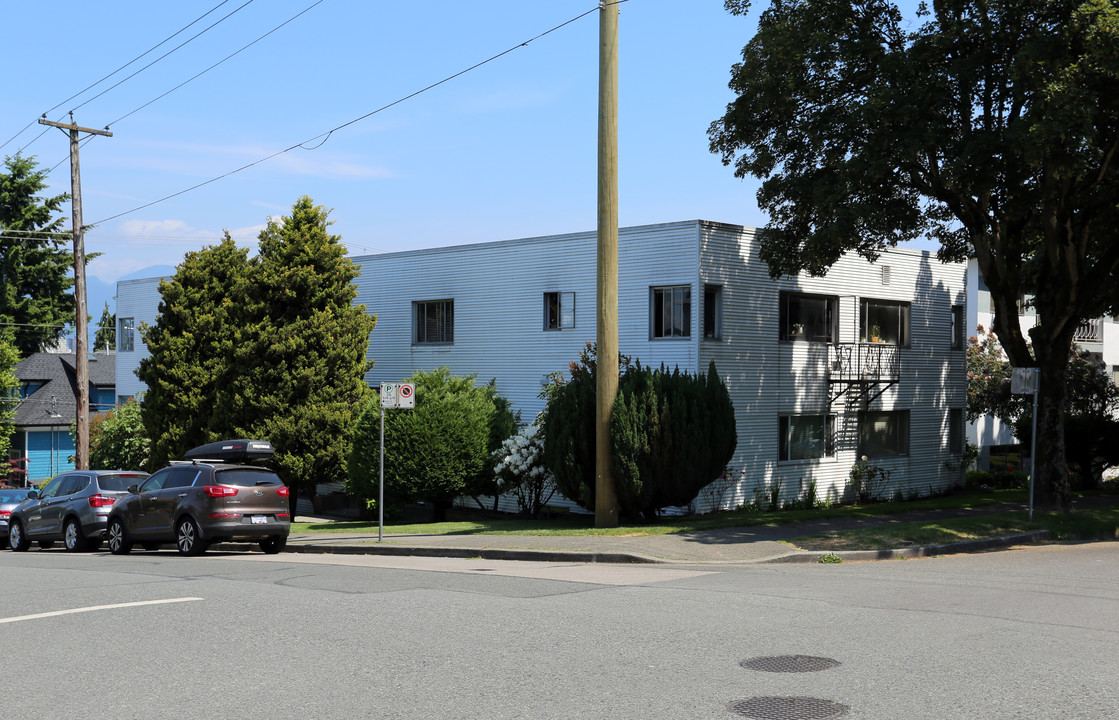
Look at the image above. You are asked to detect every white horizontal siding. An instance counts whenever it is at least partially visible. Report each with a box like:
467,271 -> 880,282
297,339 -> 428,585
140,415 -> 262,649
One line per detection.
697,222 -> 968,511
114,276 -> 166,402
117,220 -> 967,515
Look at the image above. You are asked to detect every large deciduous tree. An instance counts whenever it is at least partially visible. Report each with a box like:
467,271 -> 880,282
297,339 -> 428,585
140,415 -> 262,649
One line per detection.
0,155 -> 73,356
709,0 -> 1119,510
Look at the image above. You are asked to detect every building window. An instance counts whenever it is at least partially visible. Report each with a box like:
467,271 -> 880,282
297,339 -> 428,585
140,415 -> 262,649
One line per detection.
118,317 -> 135,352
861,299 -> 910,345
949,409 -> 965,453
703,285 -> 722,340
779,415 -> 835,461
651,286 -> 691,338
951,305 -> 964,349
780,292 -> 836,342
543,292 -> 575,330
414,300 -> 454,345
858,410 -> 910,458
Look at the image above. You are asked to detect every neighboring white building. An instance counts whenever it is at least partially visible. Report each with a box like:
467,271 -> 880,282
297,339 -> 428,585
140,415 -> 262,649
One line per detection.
117,220 -> 969,511
965,259 -> 1119,471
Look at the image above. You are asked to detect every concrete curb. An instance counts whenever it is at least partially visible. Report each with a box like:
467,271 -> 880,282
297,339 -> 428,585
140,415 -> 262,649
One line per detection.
211,529 -> 1052,565
761,530 -> 1052,564
283,543 -> 666,565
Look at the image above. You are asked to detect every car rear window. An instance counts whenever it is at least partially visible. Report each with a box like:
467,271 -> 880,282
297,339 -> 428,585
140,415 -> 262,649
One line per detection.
97,474 -> 149,491
214,469 -> 283,487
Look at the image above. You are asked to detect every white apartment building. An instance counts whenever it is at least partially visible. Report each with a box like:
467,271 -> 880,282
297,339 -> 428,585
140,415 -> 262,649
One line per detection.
117,220 -> 968,511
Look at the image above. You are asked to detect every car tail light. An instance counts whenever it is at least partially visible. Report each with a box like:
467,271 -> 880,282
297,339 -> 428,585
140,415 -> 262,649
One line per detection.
276,513 -> 291,519
87,495 -> 116,508
202,486 -> 239,498
0,510 -> 9,519
208,513 -> 242,518
276,486 -> 290,497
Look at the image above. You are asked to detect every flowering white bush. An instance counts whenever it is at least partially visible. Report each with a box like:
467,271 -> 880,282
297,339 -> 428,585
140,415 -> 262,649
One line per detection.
493,422 -> 557,517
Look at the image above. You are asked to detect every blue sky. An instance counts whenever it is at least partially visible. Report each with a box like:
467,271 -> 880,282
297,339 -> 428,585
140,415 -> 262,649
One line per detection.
5,0 -> 931,319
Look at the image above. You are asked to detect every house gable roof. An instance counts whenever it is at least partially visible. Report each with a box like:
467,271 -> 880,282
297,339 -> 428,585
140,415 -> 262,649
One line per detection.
12,352 -> 115,428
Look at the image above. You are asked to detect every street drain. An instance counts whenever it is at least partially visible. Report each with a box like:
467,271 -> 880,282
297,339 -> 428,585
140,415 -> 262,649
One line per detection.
727,696 -> 849,719
741,655 -> 841,673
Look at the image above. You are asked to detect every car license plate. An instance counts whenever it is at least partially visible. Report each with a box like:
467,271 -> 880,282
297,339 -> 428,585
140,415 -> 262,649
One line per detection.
251,515 -> 268,524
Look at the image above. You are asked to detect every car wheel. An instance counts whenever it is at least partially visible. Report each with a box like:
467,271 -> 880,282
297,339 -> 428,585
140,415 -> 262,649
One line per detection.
259,536 -> 287,554
37,541 -> 54,549
107,517 -> 133,555
176,518 -> 207,556
64,518 -> 88,552
9,522 -> 29,552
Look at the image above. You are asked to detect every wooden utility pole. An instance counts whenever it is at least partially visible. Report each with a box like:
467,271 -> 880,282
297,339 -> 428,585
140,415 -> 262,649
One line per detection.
595,1 -> 619,527
38,115 -> 112,471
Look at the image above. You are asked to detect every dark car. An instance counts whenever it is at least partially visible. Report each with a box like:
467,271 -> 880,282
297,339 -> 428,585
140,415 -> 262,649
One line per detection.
7,470 -> 150,552
0,487 -> 34,549
105,439 -> 290,556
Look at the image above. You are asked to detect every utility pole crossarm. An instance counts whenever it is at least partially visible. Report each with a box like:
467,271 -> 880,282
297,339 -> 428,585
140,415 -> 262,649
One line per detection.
38,118 -> 113,137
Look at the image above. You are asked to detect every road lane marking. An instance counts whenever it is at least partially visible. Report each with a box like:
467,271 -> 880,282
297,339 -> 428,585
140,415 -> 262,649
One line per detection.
0,597 -> 203,624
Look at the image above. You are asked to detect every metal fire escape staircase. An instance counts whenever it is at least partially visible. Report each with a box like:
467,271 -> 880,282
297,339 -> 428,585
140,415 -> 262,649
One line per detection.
828,343 -> 901,447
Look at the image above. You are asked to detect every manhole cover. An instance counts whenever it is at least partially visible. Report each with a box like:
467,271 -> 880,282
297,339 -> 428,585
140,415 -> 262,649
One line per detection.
741,655 -> 841,673
728,696 -> 849,719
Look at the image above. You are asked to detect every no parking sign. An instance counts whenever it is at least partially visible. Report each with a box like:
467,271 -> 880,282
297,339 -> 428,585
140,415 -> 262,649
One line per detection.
380,382 -> 415,409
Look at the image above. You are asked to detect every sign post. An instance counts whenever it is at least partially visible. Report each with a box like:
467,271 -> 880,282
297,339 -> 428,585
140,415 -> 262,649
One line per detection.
378,382 -> 415,541
1011,368 -> 1039,521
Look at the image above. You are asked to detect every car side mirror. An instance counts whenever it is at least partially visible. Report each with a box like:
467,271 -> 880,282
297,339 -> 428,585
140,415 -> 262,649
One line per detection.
127,484 -> 140,494
26,490 -> 38,500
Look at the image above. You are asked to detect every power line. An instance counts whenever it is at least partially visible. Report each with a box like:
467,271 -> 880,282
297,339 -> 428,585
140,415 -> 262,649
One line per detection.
0,0 -> 242,153
70,0 -> 258,116
92,4 -> 605,226
107,0 -> 326,129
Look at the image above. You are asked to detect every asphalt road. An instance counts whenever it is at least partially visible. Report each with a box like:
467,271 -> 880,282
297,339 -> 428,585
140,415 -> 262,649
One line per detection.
1,542 -> 1116,720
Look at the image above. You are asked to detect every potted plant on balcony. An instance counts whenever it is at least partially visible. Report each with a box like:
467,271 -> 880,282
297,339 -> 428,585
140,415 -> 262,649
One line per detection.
869,324 -> 881,343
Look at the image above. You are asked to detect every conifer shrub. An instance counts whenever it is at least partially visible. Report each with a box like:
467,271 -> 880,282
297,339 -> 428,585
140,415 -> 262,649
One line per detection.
541,344 -> 737,520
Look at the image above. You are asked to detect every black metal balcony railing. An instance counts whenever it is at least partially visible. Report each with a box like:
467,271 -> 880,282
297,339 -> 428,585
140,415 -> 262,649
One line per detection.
828,343 -> 901,405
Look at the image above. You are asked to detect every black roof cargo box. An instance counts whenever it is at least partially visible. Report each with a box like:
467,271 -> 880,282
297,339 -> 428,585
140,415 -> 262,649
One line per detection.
184,439 -> 274,463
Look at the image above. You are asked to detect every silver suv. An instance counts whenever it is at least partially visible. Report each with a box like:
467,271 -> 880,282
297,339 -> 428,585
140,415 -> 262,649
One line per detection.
105,440 -> 290,556
8,470 -> 150,552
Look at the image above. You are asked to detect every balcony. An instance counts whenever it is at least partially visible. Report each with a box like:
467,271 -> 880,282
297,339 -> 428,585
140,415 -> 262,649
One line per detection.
828,343 -> 901,405
1074,318 -> 1104,347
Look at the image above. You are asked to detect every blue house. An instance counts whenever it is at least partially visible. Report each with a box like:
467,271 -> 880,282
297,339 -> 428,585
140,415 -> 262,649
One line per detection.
11,352 -> 116,484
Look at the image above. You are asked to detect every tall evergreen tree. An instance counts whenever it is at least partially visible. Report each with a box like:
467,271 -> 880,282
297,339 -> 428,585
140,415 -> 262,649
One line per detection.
219,197 -> 377,515
0,155 -> 73,356
137,235 -> 250,469
93,302 -> 115,352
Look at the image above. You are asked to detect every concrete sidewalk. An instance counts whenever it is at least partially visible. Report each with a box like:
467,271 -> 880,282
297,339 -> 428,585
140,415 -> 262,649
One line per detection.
269,497 -> 1112,565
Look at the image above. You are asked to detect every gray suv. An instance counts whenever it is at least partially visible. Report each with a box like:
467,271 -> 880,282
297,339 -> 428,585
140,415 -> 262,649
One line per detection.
8,470 -> 150,552
105,439 -> 290,556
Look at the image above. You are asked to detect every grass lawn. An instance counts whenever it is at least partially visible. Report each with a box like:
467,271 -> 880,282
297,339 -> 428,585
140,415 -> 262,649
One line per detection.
289,488 -> 1119,549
